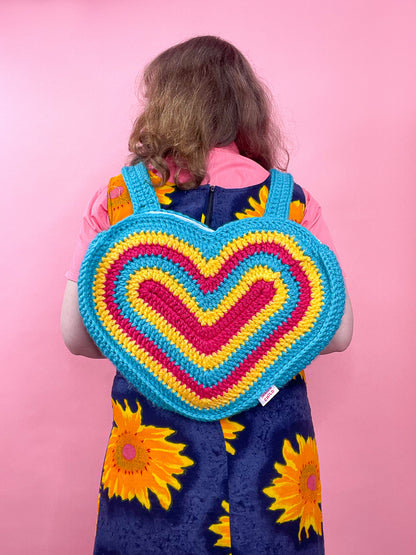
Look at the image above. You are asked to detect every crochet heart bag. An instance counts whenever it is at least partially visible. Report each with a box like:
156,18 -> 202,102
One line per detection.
78,164 -> 345,421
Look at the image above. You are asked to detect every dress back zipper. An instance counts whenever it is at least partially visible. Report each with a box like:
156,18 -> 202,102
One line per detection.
205,185 -> 215,228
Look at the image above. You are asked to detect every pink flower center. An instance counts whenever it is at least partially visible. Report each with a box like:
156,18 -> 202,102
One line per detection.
109,185 -> 124,199
122,443 -> 136,460
307,473 -> 317,491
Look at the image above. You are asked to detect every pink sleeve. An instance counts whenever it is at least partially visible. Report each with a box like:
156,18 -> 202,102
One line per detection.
301,188 -> 336,252
65,185 -> 110,282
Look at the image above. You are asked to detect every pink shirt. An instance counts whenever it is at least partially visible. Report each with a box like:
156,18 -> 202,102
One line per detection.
66,144 -> 335,281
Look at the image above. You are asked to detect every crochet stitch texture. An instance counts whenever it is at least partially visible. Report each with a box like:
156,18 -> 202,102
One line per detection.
78,164 -> 345,421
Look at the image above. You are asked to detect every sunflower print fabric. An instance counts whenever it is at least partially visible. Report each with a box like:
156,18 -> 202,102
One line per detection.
94,172 -> 325,555
101,399 -> 193,509
263,435 -> 322,540
234,184 -> 305,223
209,500 -> 232,553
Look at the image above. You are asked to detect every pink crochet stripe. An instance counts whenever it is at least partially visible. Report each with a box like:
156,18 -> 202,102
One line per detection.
129,279 -> 276,355
101,239 -> 302,293
97,242 -> 313,399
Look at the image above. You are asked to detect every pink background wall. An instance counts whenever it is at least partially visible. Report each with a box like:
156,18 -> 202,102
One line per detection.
1,1 -> 415,553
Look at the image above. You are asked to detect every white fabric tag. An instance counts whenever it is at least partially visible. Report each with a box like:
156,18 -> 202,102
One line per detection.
258,385 -> 279,406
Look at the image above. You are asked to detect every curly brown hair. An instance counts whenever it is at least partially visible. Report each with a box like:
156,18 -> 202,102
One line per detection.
128,36 -> 288,189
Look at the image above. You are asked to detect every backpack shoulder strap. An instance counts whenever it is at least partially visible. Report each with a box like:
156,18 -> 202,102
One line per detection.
121,163 -> 160,214
263,169 -> 294,221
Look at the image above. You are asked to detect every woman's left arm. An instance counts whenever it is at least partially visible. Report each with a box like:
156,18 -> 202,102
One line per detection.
300,189 -> 353,355
61,279 -> 105,359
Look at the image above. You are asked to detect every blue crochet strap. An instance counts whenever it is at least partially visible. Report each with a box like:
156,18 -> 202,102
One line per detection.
264,170 -> 294,221
121,163 -> 160,213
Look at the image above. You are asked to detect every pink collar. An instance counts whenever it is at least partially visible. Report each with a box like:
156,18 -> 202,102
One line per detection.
202,143 -> 269,189
162,143 -> 269,189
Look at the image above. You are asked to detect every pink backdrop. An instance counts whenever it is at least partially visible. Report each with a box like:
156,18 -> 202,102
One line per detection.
1,1 -> 415,553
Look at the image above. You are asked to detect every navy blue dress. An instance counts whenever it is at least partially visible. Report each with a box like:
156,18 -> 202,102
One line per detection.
93,176 -> 325,555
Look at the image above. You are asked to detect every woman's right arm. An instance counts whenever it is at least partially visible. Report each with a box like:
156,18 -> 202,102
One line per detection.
319,290 -> 353,354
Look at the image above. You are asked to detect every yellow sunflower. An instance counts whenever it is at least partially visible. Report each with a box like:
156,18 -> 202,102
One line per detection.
288,199 -> 305,223
149,170 -> 175,205
235,185 -> 269,219
209,500 -> 231,553
101,399 -> 193,509
95,490 -> 101,532
263,435 -> 322,540
220,418 -> 245,455
293,370 -> 306,382
235,184 -> 305,224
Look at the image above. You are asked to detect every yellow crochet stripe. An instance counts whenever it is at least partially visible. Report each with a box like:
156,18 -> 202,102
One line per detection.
125,267 -> 284,326
91,231 -> 324,409
94,267 -> 288,370
166,255 -> 323,408
91,259 -> 321,410
92,230 -> 314,278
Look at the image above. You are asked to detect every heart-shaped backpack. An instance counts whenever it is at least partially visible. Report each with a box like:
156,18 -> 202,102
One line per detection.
78,163 -> 345,421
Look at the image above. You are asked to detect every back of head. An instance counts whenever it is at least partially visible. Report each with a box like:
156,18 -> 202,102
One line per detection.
129,36 -> 287,189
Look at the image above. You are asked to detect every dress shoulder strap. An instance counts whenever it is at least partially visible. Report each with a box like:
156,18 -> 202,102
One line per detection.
107,174 -> 133,225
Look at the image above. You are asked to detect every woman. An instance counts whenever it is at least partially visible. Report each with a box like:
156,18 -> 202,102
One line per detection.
62,35 -> 353,555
